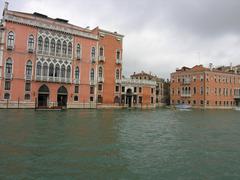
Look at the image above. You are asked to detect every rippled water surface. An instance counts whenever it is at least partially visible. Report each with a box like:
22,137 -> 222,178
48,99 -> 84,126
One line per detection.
0,108 -> 240,179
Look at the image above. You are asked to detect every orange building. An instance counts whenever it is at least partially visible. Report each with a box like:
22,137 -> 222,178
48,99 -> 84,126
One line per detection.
119,78 -> 157,108
170,64 -> 240,109
0,2 -> 123,109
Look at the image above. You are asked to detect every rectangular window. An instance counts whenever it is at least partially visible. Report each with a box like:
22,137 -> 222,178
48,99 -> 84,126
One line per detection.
151,97 -> 154,104
139,87 -> 142,93
90,86 -> 94,94
122,86 -> 125,93
151,88 -> 154,94
90,97 -> 94,102
134,87 -> 137,93
115,86 -> 119,92
74,86 -> 79,94
25,82 -> 31,91
139,96 -> 143,104
98,84 -> 102,91
5,80 -> 11,90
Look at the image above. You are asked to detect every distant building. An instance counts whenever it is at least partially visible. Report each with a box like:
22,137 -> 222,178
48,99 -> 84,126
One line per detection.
120,78 -> 157,108
130,71 -> 170,106
170,64 -> 240,108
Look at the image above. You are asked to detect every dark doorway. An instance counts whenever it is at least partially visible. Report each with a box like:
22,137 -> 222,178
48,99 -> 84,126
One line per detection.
57,86 -> 68,107
38,85 -> 49,107
126,88 -> 133,108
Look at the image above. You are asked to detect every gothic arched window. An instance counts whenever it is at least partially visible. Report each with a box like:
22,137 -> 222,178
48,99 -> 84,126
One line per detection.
90,68 -> 94,81
5,58 -> 12,77
26,60 -> 32,76
50,39 -> 55,55
62,41 -> 67,56
99,66 -> 103,78
75,66 -> 79,79
44,37 -> 49,53
28,35 -> 34,50
68,42 -> 72,57
36,62 -> 42,76
43,62 -> 48,76
7,31 -> 14,48
67,65 -> 71,78
38,36 -> 43,52
61,65 -> 66,78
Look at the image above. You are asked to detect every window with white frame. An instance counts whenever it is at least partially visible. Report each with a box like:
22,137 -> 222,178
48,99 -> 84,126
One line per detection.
67,66 -> 71,78
90,68 -> 94,81
26,60 -> 32,77
5,58 -> 12,74
99,47 -> 104,56
43,62 -> 48,76
56,40 -> 61,56
116,69 -> 120,79
36,62 -> 42,76
7,31 -> 14,48
44,37 -> 49,53
38,36 -> 43,52
76,44 -> 81,59
68,42 -> 72,57
50,39 -> 55,55
61,65 -> 66,78
55,64 -> 60,77
62,41 -> 67,56
91,47 -> 96,62
75,67 -> 79,79
98,66 -> 103,78
28,35 -> 34,51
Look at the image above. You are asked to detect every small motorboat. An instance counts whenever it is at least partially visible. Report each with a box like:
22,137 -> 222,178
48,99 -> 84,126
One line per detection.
235,107 -> 240,111
175,104 -> 192,110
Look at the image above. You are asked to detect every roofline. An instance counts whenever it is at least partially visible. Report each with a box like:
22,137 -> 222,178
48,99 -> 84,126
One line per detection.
99,29 -> 124,38
4,10 -> 99,40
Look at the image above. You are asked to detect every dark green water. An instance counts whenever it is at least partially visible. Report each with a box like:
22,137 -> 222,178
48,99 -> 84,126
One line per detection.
0,108 -> 240,180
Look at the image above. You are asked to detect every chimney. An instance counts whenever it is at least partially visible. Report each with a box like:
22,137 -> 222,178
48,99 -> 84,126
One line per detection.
4,1 -> 9,10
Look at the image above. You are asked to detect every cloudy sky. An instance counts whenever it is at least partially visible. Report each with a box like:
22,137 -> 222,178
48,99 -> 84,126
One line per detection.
1,0 -> 240,78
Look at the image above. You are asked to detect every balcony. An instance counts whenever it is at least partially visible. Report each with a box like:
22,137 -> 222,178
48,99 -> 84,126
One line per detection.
25,74 -> 32,80
28,48 -> 34,53
115,79 -> 121,84
181,93 -> 191,98
91,58 -> 96,64
116,58 -> 122,64
98,56 -> 105,62
234,95 -> 240,99
90,80 -> 96,85
35,76 -> 72,84
7,45 -> 13,50
76,56 -> 81,61
74,79 -> 80,84
5,73 -> 13,80
98,77 -> 104,83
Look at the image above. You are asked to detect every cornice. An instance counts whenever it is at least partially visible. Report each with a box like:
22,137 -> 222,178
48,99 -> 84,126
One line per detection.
5,14 -> 98,41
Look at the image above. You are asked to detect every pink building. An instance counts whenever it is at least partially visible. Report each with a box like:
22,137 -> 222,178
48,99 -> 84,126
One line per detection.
0,2 -> 124,109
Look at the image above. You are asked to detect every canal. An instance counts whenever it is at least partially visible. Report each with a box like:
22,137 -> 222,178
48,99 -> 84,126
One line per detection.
0,108 -> 240,179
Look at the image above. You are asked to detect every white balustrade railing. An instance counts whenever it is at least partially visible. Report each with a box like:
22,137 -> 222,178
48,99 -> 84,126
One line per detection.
121,78 -> 157,86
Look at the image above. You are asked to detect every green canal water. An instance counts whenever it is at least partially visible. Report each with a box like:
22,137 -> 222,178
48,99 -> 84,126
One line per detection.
0,108 -> 240,180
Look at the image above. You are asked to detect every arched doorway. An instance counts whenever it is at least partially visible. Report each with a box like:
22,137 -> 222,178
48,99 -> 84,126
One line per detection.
38,85 -> 49,107
126,88 -> 133,107
57,86 -> 68,107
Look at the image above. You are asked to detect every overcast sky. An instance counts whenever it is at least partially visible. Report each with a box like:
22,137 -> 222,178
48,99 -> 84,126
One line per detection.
1,0 -> 240,78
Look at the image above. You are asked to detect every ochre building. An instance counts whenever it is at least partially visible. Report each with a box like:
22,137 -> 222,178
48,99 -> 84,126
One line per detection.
0,2 -> 123,109
170,65 -> 240,109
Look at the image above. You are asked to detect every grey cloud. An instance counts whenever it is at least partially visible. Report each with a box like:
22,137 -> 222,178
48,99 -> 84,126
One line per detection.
2,0 -> 240,78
